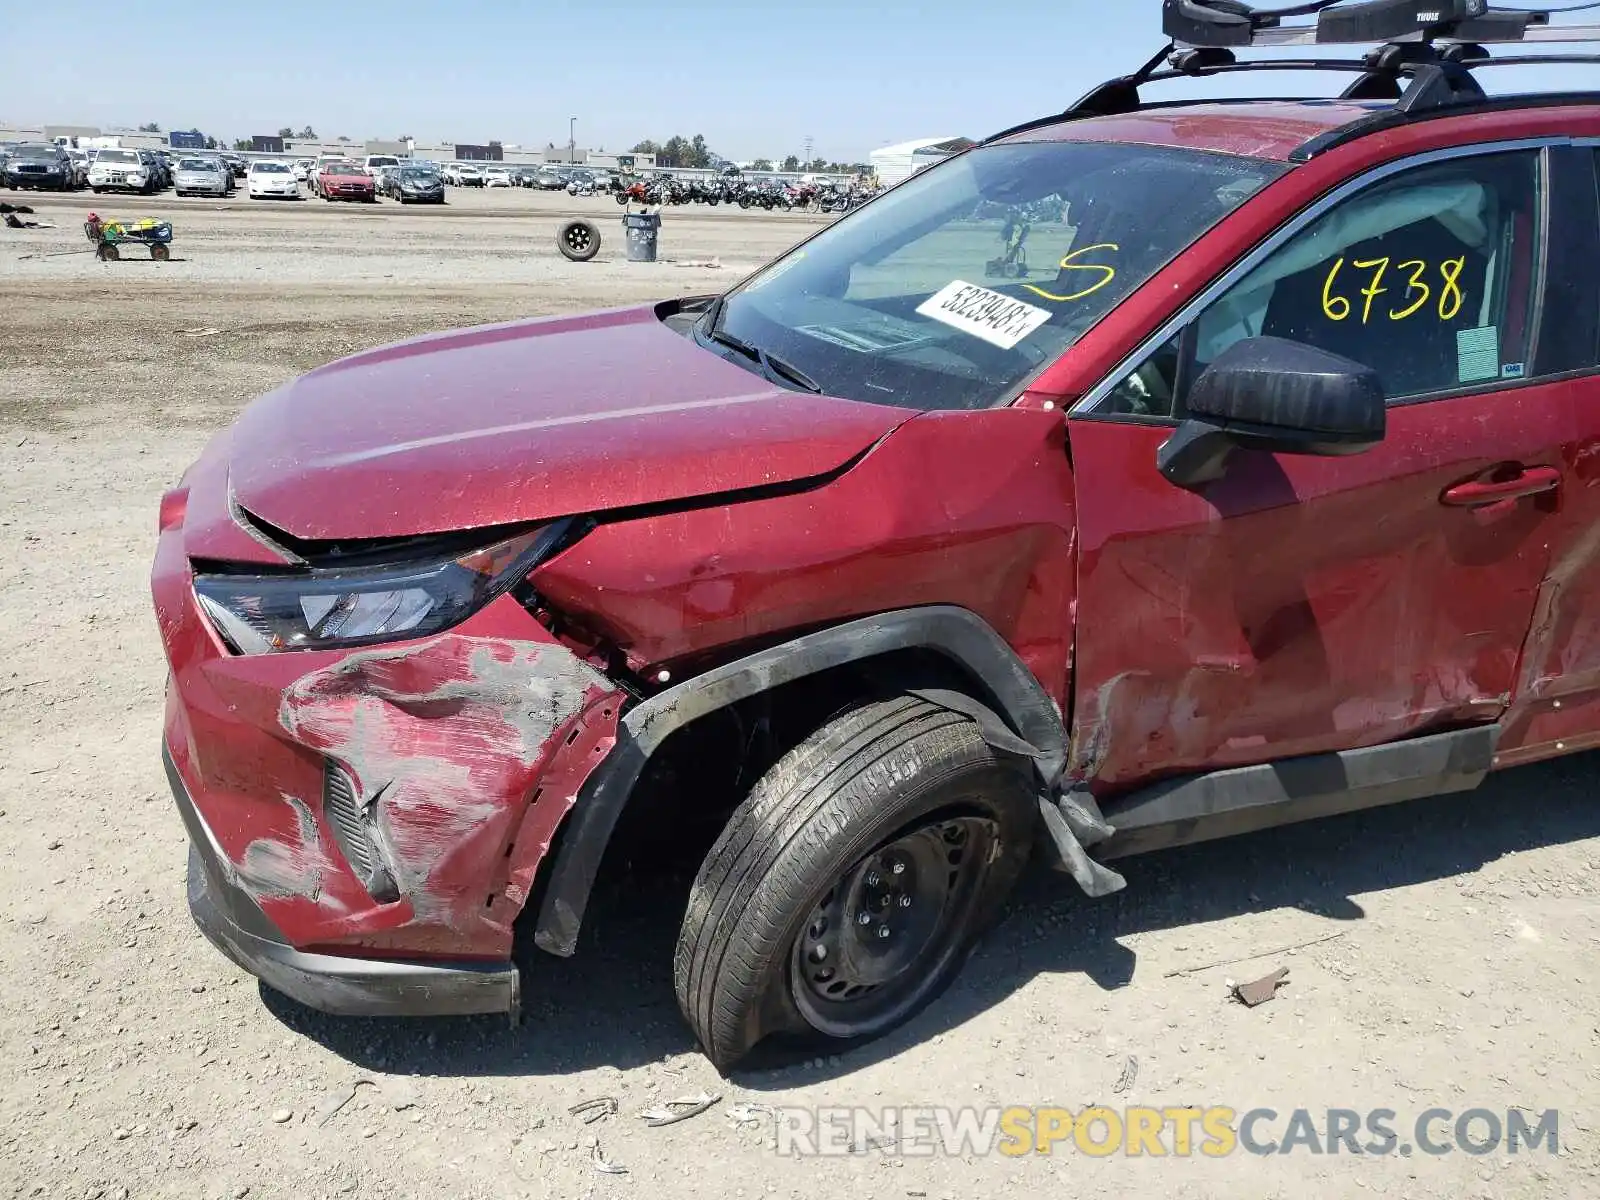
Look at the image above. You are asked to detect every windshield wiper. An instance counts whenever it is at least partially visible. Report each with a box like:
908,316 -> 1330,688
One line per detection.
700,297 -> 822,394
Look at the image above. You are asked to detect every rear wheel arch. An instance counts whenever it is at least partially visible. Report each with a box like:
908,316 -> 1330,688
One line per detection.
528,604 -> 1066,957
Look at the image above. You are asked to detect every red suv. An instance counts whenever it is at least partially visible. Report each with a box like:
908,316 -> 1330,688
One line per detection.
152,1 -> 1600,1069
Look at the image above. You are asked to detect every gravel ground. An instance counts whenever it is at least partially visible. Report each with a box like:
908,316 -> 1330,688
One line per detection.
1,185 -> 1597,1200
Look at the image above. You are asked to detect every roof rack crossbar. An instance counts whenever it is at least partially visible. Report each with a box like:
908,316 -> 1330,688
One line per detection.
981,4 -> 1600,150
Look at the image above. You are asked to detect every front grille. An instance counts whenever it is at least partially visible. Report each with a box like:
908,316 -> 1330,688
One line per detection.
322,760 -> 398,901
323,761 -> 372,878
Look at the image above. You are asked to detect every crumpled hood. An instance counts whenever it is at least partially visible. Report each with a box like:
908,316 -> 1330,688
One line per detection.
227,304 -> 913,541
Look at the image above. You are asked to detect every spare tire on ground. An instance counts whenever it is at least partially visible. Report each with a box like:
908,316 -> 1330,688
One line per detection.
557,219 -> 601,262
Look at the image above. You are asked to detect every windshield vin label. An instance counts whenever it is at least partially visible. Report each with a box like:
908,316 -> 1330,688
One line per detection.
917,281 -> 1052,350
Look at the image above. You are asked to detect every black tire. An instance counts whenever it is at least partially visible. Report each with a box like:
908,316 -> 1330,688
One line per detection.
151,244 -> 170,261
557,219 -> 601,262
675,695 -> 1036,1070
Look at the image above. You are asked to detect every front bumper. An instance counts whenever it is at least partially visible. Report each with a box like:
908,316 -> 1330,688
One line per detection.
7,170 -> 68,188
152,447 -> 627,1016
171,747 -> 522,1017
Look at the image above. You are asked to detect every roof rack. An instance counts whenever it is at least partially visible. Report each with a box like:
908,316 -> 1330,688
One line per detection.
1163,0 -> 1580,47
984,1 -> 1600,147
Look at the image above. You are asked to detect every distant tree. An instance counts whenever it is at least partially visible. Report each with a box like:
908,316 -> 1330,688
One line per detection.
138,122 -> 161,133
751,158 -> 773,171
232,138 -> 251,150
688,134 -> 711,169
631,139 -> 660,156
297,125 -> 316,139
806,157 -> 828,172
204,135 -> 218,150
781,154 -> 800,172
336,135 -> 351,142
398,134 -> 413,142
277,126 -> 294,138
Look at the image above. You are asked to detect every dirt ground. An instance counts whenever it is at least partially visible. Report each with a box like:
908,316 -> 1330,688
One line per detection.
1,185 -> 1597,1200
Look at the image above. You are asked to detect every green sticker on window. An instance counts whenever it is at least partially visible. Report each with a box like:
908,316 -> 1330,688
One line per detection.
1457,326 -> 1500,384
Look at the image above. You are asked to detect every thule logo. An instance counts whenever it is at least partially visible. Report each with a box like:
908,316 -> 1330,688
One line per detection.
1419,10 -> 1442,21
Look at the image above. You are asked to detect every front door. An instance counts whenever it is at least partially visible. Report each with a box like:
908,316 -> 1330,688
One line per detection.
1063,142 -> 1572,791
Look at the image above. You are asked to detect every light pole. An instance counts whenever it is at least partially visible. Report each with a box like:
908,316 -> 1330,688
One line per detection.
569,117 -> 576,165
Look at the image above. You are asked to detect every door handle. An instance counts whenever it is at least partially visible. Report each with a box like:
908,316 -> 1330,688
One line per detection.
1440,465 -> 1561,508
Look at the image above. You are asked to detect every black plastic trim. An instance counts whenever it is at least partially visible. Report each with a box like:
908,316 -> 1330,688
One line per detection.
1097,724 -> 1498,858
530,605 -> 1067,957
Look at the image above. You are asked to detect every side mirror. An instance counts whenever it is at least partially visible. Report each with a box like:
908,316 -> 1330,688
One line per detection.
1157,335 -> 1386,488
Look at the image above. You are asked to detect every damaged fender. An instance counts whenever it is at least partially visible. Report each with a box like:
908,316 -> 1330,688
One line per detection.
532,604 -> 1083,957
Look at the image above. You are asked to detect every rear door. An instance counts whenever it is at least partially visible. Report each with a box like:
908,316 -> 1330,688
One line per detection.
1063,140 -> 1576,790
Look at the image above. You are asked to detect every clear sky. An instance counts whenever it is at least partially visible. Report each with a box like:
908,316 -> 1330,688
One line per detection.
5,1 -> 1598,162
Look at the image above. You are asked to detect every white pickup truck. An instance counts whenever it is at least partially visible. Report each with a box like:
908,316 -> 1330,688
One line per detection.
362,154 -> 402,179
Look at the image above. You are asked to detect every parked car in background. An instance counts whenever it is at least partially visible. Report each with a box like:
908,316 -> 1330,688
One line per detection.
219,154 -> 248,180
362,154 -> 401,179
247,159 -> 300,200
314,159 -> 376,202
173,156 -> 232,198
531,168 -> 565,190
88,148 -> 153,193
454,164 -> 485,187
292,159 -> 313,183
3,143 -> 77,191
66,150 -> 90,187
141,150 -> 173,191
382,164 -> 445,204
484,166 -> 514,188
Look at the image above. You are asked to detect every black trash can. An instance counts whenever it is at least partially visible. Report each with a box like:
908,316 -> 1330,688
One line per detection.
623,211 -> 660,263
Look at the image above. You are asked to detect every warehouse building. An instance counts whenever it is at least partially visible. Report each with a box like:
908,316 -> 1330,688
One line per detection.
868,136 -> 974,186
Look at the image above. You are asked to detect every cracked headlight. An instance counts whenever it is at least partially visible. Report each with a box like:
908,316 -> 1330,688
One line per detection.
193,523 -> 571,654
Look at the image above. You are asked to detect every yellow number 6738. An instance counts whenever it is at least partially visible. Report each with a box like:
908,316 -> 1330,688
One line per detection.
1321,255 -> 1468,324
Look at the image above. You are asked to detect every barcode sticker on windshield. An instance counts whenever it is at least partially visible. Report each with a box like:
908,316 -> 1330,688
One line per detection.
916,281 -> 1052,350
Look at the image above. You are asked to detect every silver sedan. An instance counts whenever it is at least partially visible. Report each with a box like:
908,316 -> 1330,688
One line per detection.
173,157 -> 232,198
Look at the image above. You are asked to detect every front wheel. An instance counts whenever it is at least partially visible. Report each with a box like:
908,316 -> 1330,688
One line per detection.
675,695 -> 1036,1070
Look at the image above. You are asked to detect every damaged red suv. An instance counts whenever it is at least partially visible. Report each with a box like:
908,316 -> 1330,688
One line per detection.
153,2 -> 1600,1069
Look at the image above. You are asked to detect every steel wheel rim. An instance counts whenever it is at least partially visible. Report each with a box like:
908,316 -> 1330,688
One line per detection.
563,225 -> 593,254
789,815 -> 997,1039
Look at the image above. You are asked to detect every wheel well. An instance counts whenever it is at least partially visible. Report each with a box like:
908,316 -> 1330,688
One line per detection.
525,648 -> 1006,946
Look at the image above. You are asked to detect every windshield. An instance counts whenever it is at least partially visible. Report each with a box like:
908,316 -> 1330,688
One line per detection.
254,162 -> 290,172
97,150 -> 138,164
712,141 -> 1284,411
400,168 -> 438,181
368,157 -> 398,168
14,144 -> 57,160
177,159 -> 214,171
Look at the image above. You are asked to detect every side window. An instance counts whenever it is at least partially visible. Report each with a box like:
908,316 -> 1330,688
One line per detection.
1103,150 -> 1543,418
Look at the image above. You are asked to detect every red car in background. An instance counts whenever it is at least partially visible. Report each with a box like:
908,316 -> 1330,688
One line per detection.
151,0 -> 1600,1071
313,159 -> 375,202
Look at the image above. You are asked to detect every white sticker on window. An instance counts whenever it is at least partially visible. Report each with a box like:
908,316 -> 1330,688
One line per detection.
916,280 -> 1052,350
1457,326 -> 1501,384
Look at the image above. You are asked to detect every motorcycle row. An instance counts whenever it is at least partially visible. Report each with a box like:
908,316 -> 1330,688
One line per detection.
610,175 -> 879,213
